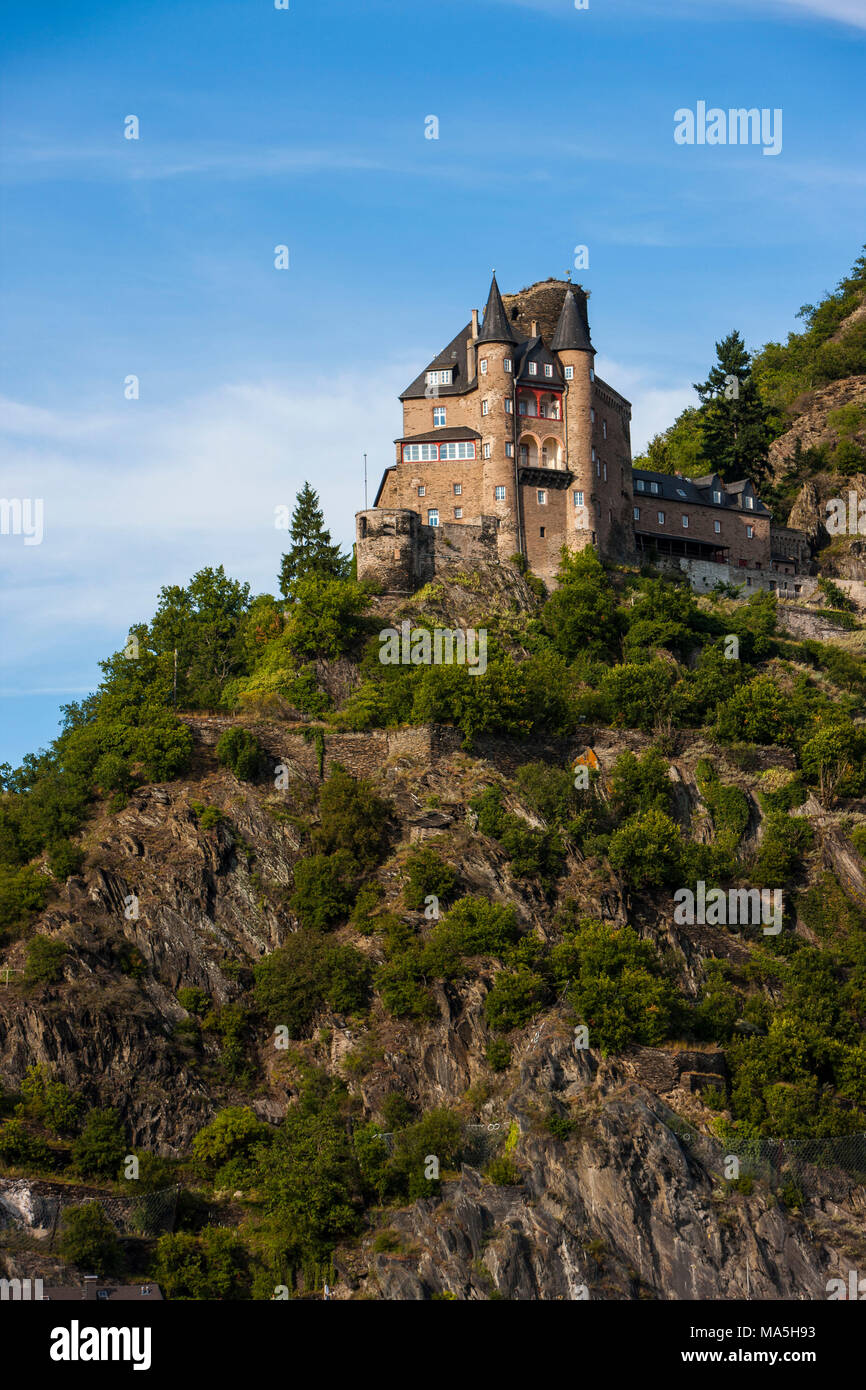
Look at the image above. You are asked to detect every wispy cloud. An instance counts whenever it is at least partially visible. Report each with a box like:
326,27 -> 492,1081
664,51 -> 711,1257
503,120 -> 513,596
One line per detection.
492,0 -> 866,27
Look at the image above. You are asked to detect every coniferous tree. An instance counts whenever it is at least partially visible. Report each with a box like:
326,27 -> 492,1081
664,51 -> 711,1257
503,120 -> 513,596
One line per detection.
278,483 -> 348,599
693,331 -> 772,484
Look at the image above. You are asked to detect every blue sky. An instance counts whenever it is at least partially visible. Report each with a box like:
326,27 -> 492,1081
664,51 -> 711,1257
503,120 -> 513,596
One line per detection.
1,0 -> 864,766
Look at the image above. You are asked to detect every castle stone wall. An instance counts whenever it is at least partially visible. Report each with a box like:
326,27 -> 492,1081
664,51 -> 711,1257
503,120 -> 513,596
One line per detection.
356,509 -> 499,593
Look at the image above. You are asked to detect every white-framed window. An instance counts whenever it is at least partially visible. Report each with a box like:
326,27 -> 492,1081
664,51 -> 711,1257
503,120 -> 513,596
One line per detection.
480,358 -> 488,374
633,507 -> 640,520
602,420 -> 607,439
426,369 -> 452,386
745,495 -> 754,509
657,511 -> 665,524
453,483 -> 462,495
481,399 -> 489,416
504,398 -> 513,414
602,463 -> 607,482
747,525 -> 754,538
564,365 -> 574,380
495,485 -> 506,501
482,442 -> 491,459
503,358 -> 512,373
439,441 -> 476,459
544,364 -> 553,378
417,485 -> 426,497
433,407 -> 446,427
590,408 -> 595,423
404,444 -> 438,462
454,507 -> 462,519
505,442 -> 514,457
682,515 -> 689,528
713,490 -> 722,504
537,489 -> 547,505
635,478 -> 645,492
574,490 -> 584,506
714,520 -> 721,534
650,481 -> 660,495
427,509 -> 439,527
528,362 -> 537,376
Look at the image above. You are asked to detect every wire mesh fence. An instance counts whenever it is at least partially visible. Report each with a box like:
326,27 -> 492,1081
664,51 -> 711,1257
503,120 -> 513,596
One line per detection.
0,1183 -> 182,1241
668,1115 -> 866,1202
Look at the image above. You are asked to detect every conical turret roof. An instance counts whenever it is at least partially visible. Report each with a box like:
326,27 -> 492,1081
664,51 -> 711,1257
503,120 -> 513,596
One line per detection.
551,287 -> 594,353
476,272 -> 518,345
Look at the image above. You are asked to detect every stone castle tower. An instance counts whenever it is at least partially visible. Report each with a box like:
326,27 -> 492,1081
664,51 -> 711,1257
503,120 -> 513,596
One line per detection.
358,273 -> 636,587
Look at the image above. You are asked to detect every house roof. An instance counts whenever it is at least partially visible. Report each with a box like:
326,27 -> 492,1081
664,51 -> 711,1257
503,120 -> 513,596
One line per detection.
632,468 -> 770,515
44,1284 -> 163,1301
399,322 -> 475,401
476,272 -> 518,346
396,428 -> 481,443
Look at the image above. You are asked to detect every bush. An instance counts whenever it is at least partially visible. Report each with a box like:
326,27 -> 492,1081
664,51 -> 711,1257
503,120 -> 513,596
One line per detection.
253,933 -> 371,1036
609,749 -> 672,819
0,1117 -> 54,1169
423,897 -> 521,979
152,1227 -> 250,1300
192,1106 -> 272,1177
389,1109 -> 463,1199
485,1039 -> 512,1072
177,986 -> 210,1016
608,809 -> 684,889
483,967 -> 549,1033
58,1202 -> 123,1276
19,1064 -> 83,1135
47,839 -> 84,879
290,851 -> 360,931
403,846 -> 458,911
375,951 -> 436,1020
216,727 -> 266,782
695,760 -> 749,855
484,1155 -> 522,1186
23,935 -> 67,986
0,865 -> 51,937
752,813 -> 813,883
71,1108 -> 127,1181
312,766 -> 391,870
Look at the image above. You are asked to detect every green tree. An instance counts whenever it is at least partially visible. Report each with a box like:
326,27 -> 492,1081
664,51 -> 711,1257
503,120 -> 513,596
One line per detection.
72,1108 -> 127,1181
152,1227 -> 250,1300
278,483 -> 349,599
694,331 -> 771,483
58,1202 -> 123,1276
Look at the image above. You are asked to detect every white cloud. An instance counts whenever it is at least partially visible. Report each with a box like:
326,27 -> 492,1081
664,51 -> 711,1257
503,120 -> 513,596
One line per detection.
595,355 -> 694,455
0,370 -> 409,692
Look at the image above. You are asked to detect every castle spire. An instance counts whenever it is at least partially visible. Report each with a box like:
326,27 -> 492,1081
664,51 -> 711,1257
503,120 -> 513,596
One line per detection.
476,271 -> 517,345
551,286 -> 594,353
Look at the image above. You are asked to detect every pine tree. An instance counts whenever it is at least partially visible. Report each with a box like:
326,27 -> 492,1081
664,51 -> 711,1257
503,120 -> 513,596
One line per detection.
278,483 -> 348,599
693,331 -> 771,484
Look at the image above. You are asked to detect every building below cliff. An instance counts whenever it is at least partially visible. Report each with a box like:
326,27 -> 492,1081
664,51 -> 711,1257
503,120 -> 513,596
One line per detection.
356,273 -> 810,595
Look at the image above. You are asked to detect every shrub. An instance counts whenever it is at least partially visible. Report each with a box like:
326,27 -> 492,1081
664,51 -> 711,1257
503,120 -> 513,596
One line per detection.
290,851 -> 360,930
695,760 -> 749,855
403,846 -> 458,911
152,1227 -> 250,1300
0,865 -> 51,937
71,1108 -> 127,1181
514,762 -> 579,827
19,1065 -> 83,1134
483,967 -> 549,1033
216,727 -> 266,782
312,766 -> 391,870
375,951 -> 436,1020
609,749 -> 672,818
177,986 -> 210,1016
423,897 -> 521,979
47,839 -> 84,879
389,1109 -> 462,1199
485,1039 -> 512,1072
484,1155 -> 522,1186
23,935 -> 67,986
0,1117 -> 54,1169
58,1202 -> 123,1276
608,809 -> 684,889
752,813 -> 813,883
192,1106 -> 272,1177
253,933 -> 371,1036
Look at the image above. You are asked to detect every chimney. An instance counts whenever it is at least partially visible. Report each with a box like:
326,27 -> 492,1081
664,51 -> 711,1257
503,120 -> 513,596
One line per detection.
467,309 -> 478,381
83,1276 -> 98,1302
531,319 -> 539,338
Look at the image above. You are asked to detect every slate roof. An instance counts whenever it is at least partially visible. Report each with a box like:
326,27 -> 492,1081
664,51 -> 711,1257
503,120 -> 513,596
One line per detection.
632,468 -> 770,515
550,288 -> 594,353
396,427 -> 481,443
399,322 -> 474,402
514,336 -> 564,385
476,272 -> 518,346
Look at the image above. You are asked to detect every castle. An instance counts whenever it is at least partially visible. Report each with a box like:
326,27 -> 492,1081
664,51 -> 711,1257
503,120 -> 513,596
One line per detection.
356,274 -> 808,594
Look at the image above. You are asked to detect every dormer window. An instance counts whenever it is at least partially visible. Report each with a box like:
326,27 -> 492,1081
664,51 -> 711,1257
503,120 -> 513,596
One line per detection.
745,495 -> 754,509
528,362 -> 537,376
433,407 -> 446,427
544,364 -> 553,378
713,490 -> 722,504
426,369 -> 452,386
635,478 -> 645,492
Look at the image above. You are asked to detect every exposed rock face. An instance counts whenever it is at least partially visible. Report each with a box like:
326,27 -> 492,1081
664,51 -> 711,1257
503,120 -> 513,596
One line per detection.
770,377 -> 866,483
2,724 -> 864,1299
